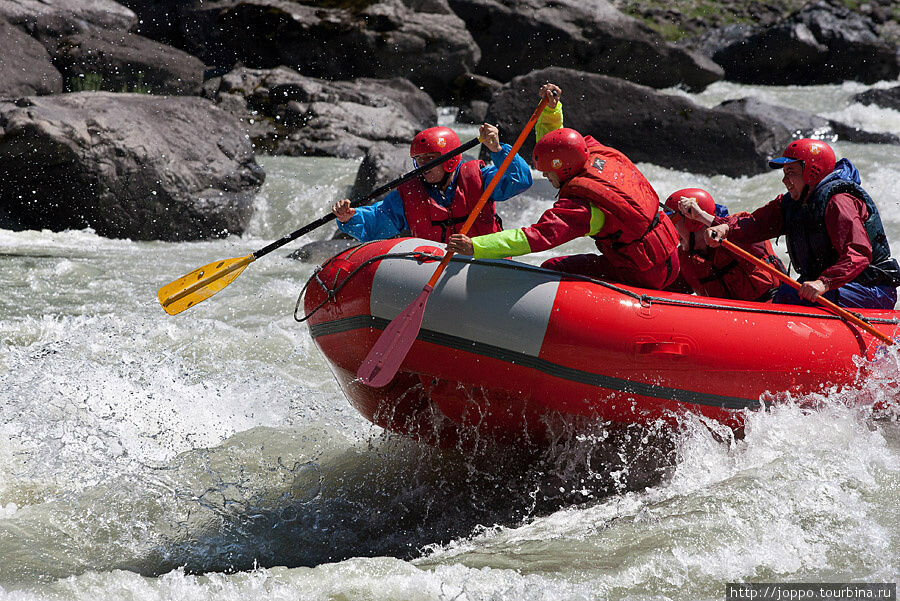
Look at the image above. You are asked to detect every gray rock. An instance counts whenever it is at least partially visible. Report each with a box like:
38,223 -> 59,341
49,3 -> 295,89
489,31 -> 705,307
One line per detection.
50,29 -> 206,95
709,1 -> 899,85
0,0 -> 137,39
209,67 -> 437,158
348,142 -> 415,201
0,20 -> 63,96
680,23 -> 760,58
134,0 -> 480,101
452,73 -> 499,123
853,85 -> 900,112
717,97 -> 900,146
447,0 -> 722,91
0,92 -> 264,241
456,100 -> 489,124
288,238 -> 359,263
451,72 -> 502,103
487,67 -> 782,178
115,0 -> 190,46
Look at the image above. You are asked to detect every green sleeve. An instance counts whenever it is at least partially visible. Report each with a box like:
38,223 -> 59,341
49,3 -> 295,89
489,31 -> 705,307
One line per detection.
472,229 -> 533,259
535,101 -> 563,142
588,204 -> 606,236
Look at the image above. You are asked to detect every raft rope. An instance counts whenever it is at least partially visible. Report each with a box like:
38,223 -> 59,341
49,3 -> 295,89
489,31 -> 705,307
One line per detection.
295,246 -> 441,322
295,244 -> 900,326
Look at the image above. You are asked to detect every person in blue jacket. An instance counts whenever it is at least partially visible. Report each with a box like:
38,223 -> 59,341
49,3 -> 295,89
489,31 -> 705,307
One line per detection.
331,122 -> 532,243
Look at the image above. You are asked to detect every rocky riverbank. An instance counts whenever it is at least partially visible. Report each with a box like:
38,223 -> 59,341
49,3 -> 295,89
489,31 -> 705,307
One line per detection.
1,0 -> 898,240
612,0 -> 900,43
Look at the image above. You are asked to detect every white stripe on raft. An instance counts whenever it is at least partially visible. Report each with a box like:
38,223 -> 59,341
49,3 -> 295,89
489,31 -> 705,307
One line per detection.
369,238 -> 560,358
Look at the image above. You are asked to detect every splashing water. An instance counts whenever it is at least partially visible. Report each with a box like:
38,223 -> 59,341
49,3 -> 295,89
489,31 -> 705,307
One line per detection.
1,81 -> 899,599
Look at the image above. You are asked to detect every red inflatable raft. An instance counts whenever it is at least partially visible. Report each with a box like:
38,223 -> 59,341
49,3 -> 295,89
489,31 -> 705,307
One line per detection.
301,237 -> 899,445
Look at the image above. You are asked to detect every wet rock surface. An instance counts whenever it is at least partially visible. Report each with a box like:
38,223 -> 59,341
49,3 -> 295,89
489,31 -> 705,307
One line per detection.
0,92 -> 264,240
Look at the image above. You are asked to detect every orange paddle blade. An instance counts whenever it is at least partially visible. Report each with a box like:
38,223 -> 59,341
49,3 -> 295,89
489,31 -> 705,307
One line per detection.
157,254 -> 255,315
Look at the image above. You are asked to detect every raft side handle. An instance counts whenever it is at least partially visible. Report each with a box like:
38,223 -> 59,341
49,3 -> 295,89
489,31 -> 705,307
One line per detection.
634,340 -> 690,357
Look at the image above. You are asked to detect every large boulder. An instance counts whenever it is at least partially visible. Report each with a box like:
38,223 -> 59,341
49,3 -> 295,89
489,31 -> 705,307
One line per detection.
0,0 -> 137,39
702,1 -> 899,85
447,0 -> 722,92
452,72 -> 501,124
115,0 -> 190,47
853,85 -> 900,112
347,141 -> 414,201
50,29 -> 206,95
716,97 -> 900,147
487,67 -> 782,178
122,0 -> 480,102
207,67 -> 437,157
0,19 -> 63,96
0,92 -> 265,241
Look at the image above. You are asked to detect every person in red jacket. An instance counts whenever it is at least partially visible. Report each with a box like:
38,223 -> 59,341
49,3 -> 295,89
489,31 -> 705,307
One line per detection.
446,83 -> 680,290
331,123 -> 532,243
665,188 -> 783,302
705,139 -> 899,309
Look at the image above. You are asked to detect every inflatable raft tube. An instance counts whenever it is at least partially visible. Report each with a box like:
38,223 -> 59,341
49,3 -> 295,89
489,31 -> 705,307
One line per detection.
301,238 -> 899,445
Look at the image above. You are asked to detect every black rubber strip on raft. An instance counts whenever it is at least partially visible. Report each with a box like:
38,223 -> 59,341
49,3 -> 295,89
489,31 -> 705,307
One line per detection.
308,315 -> 763,411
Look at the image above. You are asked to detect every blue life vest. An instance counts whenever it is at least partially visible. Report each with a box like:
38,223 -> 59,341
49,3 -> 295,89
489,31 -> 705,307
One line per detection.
781,159 -> 900,287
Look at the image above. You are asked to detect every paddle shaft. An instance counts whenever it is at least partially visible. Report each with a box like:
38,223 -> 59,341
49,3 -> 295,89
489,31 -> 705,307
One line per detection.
718,238 -> 894,345
253,136 -> 481,260
356,97 -> 550,386
423,97 -> 550,289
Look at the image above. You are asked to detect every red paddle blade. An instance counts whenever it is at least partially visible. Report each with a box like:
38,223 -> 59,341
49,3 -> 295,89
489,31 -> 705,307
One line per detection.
357,285 -> 433,387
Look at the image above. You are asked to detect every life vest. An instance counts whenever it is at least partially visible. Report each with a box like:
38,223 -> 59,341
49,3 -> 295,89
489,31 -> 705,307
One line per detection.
399,160 -> 502,243
781,173 -> 900,287
562,139 -> 679,272
680,233 -> 784,302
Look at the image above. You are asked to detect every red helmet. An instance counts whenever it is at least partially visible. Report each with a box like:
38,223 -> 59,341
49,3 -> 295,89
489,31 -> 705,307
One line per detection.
410,127 -> 461,173
532,128 -> 588,182
664,188 -> 717,232
768,138 -> 836,187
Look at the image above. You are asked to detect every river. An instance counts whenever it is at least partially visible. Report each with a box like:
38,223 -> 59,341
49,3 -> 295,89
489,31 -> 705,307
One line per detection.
1,81 -> 898,600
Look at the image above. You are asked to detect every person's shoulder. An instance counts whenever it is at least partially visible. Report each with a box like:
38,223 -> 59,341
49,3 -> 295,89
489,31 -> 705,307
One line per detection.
582,134 -> 602,149
825,191 -> 868,216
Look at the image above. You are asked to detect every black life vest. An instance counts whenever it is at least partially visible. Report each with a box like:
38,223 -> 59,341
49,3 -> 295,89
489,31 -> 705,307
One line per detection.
781,174 -> 900,287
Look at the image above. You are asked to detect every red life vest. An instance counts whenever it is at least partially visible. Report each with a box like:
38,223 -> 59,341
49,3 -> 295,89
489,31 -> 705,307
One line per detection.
679,235 -> 784,301
561,138 -> 679,272
399,160 -> 502,243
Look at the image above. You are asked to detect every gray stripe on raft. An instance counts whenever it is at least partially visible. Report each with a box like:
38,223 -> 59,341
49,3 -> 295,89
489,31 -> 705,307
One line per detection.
370,238 -> 560,357
309,315 -> 762,411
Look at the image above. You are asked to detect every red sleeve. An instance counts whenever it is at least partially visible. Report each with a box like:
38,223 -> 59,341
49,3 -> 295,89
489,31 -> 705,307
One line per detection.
521,196 -> 593,253
712,197 -> 784,244
818,193 -> 872,290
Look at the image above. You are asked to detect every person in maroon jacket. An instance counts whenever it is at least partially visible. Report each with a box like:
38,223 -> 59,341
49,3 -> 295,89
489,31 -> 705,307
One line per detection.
705,139 -> 900,309
665,188 -> 783,302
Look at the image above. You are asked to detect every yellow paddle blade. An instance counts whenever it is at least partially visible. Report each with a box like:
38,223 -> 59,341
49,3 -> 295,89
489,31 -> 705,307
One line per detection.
158,254 -> 255,315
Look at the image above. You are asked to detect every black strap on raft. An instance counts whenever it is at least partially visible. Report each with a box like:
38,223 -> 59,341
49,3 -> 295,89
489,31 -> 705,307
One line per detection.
294,245 -> 447,323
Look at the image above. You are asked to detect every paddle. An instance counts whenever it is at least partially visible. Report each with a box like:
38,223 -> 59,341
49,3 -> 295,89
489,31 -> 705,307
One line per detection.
716,236 -> 895,345
157,137 -> 481,315
357,96 -> 550,386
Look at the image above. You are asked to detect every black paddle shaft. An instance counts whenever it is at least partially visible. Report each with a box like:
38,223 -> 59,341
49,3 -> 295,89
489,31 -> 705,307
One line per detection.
253,137 -> 481,259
